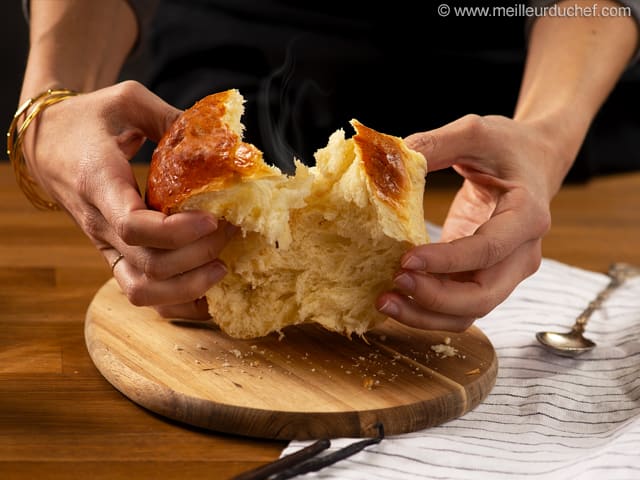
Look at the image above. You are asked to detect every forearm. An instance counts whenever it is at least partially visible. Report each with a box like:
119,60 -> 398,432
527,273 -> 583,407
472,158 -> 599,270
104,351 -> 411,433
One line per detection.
20,0 -> 138,103
514,0 -> 639,195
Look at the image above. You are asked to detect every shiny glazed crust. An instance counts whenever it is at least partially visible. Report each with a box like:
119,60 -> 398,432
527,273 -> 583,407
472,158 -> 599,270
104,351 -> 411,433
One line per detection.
352,119 -> 408,208
146,90 -> 275,214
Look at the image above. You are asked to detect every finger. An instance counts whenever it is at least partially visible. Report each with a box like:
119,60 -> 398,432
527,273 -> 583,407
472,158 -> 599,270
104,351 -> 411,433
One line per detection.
113,208 -> 222,249
154,297 -> 211,320
81,83 -> 197,249
402,189 -> 549,274
405,114 -> 495,172
100,246 -> 125,274
404,227 -> 516,275
381,238 -> 541,324
376,292 -> 476,332
85,162 -> 220,249
104,80 -> 182,143
125,222 -> 238,280
82,180 -> 221,251
114,258 -> 228,307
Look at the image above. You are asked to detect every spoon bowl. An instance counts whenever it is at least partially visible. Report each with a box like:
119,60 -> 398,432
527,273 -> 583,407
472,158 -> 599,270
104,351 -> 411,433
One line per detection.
536,262 -> 639,357
536,329 -> 596,357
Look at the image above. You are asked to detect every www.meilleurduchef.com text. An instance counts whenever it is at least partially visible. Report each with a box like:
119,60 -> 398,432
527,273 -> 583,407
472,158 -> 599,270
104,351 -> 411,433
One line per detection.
436,3 -> 632,18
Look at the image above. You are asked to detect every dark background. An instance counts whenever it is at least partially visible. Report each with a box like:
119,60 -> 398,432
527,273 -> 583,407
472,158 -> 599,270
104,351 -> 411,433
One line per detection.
2,1 -> 29,159
3,2 -> 639,182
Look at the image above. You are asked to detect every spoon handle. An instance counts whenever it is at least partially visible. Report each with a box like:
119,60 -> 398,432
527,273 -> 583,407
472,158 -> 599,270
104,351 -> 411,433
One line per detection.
573,262 -> 639,333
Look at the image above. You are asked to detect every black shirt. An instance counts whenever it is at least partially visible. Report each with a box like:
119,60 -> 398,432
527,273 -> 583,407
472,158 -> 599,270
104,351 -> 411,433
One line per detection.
124,0 -> 640,181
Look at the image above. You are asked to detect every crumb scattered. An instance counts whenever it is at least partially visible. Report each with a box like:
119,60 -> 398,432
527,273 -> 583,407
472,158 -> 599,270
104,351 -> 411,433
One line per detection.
196,343 -> 207,350
430,343 -> 458,358
363,377 -> 375,390
229,349 -> 242,359
465,368 -> 481,375
173,344 -> 183,351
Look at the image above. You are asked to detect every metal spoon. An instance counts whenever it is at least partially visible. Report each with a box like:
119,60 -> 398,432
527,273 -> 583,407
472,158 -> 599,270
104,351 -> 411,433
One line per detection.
536,262 -> 639,357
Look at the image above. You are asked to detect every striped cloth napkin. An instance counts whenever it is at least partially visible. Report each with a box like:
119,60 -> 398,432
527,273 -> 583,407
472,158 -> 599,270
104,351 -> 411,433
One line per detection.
281,224 -> 640,479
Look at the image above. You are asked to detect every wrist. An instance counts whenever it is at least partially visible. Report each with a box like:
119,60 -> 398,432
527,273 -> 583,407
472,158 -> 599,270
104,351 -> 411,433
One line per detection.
7,89 -> 80,210
513,109 -> 588,198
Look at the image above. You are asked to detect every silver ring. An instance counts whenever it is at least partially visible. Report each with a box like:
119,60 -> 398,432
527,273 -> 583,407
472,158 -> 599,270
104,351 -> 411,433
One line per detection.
110,253 -> 125,273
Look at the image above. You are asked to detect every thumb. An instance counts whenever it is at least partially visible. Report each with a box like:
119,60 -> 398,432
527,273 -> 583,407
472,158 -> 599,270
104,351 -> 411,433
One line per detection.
110,80 -> 183,144
405,114 -> 490,172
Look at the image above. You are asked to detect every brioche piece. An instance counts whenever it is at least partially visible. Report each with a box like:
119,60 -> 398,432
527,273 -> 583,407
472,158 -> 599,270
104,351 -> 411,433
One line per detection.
146,89 -> 428,339
146,90 -> 307,246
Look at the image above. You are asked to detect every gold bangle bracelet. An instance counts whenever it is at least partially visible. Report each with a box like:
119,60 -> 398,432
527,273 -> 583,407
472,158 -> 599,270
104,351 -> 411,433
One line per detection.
6,88 -> 79,211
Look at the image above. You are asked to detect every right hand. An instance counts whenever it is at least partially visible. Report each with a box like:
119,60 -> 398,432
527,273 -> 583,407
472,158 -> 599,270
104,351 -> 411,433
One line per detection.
21,80 -> 234,319
377,114 -> 557,331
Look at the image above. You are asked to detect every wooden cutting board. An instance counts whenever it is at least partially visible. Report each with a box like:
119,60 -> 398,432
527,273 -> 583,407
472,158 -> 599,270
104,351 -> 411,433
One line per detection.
85,278 -> 498,440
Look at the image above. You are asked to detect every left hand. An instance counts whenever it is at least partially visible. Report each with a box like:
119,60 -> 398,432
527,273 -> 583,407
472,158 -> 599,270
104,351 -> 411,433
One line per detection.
21,81 -> 234,319
376,114 -> 559,331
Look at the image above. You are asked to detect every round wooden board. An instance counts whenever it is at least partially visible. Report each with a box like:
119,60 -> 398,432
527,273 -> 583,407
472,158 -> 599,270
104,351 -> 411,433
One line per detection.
85,278 -> 498,440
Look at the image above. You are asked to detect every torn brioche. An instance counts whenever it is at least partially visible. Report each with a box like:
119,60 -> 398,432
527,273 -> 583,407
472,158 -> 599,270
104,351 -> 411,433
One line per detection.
146,89 -> 428,339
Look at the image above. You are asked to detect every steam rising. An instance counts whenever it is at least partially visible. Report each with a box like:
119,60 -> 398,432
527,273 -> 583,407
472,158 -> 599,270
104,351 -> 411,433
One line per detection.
257,36 -> 331,175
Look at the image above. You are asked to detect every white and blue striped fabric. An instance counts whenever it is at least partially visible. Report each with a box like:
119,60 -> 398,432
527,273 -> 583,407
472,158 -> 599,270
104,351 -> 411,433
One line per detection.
282,224 -> 640,479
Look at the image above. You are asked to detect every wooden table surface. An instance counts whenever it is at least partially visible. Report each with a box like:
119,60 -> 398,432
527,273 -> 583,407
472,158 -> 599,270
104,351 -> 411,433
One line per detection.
1,162 -> 639,479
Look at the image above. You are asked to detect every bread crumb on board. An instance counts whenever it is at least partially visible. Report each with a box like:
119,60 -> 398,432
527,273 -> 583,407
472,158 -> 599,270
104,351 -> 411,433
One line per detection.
430,344 -> 458,357
430,337 -> 458,358
362,377 -> 380,390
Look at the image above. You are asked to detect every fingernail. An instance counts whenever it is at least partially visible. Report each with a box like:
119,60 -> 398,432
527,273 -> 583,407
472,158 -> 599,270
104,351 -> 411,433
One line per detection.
379,299 -> 400,317
199,215 -> 218,234
402,256 -> 424,270
208,261 -> 227,282
394,272 -> 415,293
405,133 -> 435,156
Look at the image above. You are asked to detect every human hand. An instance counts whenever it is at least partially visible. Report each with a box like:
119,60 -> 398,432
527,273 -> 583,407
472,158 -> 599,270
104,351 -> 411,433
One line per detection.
21,80 -> 233,319
377,114 -> 559,331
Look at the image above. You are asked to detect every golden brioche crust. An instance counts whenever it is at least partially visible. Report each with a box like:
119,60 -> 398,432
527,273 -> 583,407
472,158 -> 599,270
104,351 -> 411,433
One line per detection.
146,90 -> 274,214
352,119 -> 407,209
